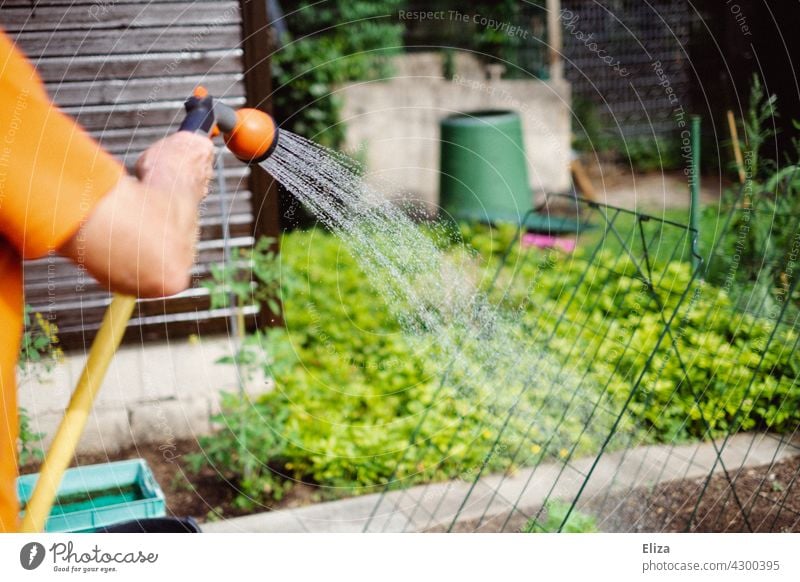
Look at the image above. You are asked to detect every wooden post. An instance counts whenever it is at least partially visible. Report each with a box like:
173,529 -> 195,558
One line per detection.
546,0 -> 563,81
239,0 -> 283,328
726,110 -> 746,184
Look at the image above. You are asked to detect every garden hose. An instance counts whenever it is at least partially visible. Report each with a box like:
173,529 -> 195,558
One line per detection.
19,87 -> 279,532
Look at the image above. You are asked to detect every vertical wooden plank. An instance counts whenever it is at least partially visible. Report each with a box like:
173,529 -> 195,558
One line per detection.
238,0 -> 282,328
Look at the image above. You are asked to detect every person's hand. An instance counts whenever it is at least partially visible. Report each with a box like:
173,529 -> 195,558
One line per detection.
134,132 -> 214,202
60,131 -> 216,297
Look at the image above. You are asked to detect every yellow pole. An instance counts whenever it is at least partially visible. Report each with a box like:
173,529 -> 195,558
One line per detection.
727,110 -> 746,184
20,294 -> 137,532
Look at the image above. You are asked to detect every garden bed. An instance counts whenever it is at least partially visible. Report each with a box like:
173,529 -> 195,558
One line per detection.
593,454 -> 800,533
22,437 -> 799,532
21,439 -> 319,523
190,223 -> 800,516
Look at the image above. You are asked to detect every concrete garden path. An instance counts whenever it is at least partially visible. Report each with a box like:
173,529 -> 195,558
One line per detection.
202,432 -> 800,533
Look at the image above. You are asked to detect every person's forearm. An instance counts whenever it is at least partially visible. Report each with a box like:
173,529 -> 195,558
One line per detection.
59,132 -> 212,297
59,174 -> 200,298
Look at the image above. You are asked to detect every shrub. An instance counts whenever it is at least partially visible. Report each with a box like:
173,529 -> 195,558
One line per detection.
708,75 -> 800,291
481,230 -> 800,442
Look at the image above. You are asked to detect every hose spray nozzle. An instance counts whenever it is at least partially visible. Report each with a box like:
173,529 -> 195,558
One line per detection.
179,86 -> 279,163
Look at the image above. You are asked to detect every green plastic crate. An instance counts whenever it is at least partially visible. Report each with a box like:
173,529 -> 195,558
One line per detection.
17,459 -> 166,532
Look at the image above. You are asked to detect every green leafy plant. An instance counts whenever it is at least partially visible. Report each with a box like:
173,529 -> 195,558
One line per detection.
470,0 -> 530,72
571,104 -> 681,171
190,237 -> 289,499
486,226 -> 800,441
419,0 -> 547,79
709,75 -> 800,291
441,48 -> 456,81
17,306 -> 62,465
202,236 -> 283,317
523,500 -> 599,533
19,306 -> 62,376
186,392 -> 291,509
17,408 -> 44,466
201,236 -> 286,383
572,97 -> 610,153
272,1 -> 405,149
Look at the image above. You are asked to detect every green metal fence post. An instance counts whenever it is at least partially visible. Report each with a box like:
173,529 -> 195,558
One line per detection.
690,115 -> 701,272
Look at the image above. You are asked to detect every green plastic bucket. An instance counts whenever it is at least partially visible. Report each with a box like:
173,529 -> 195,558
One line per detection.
17,459 -> 166,532
439,110 -> 531,223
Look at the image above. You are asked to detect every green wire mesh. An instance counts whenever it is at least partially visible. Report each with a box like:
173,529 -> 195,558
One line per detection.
589,182 -> 800,533
364,196 -> 715,532
362,189 -> 800,532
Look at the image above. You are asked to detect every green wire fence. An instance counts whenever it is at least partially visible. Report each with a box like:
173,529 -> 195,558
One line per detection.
363,196 -> 736,532
362,189 -> 800,532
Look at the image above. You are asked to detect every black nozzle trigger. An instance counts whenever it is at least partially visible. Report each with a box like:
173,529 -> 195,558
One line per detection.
179,94 -> 215,135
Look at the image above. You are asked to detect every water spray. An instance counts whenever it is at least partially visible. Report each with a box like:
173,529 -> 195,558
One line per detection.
19,88 -> 279,532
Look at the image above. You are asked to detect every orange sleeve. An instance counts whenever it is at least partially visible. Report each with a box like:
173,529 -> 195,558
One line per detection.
0,34 -> 125,260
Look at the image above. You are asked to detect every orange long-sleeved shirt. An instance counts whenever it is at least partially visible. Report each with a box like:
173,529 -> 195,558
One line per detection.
0,31 -> 124,532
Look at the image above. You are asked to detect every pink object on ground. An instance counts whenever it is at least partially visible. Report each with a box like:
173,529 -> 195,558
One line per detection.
521,233 -> 577,253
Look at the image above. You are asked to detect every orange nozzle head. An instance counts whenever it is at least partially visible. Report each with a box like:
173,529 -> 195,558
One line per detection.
223,108 -> 279,163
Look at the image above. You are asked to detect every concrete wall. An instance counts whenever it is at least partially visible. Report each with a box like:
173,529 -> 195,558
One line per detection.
19,337 -> 271,454
339,53 -> 572,214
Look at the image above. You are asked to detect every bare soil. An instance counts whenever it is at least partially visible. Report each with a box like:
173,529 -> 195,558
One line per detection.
21,438 -> 318,523
429,456 -> 800,533
591,455 -> 800,533
577,157 -> 723,211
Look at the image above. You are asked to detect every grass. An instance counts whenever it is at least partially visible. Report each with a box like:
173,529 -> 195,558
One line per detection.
578,205 -> 725,269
